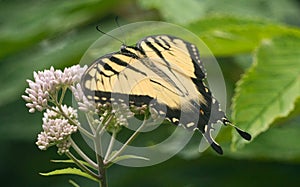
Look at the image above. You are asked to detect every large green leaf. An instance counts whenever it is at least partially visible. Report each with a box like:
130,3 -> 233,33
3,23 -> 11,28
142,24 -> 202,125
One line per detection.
138,0 -> 300,25
222,98 -> 300,160
231,34 -> 300,150
186,16 -> 300,56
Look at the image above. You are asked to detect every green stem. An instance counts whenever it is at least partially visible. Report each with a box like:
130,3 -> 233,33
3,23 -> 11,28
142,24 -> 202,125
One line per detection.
94,134 -> 107,187
76,125 -> 94,140
98,114 -> 114,136
104,131 -> 116,162
93,114 -> 117,187
59,86 -> 67,105
70,138 -> 98,169
97,153 -> 107,187
105,117 -> 147,165
86,112 -> 97,134
66,152 -> 99,181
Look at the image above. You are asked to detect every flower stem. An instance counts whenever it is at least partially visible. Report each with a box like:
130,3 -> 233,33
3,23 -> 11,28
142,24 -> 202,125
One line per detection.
104,131 -> 117,162
94,134 -> 107,187
93,114 -> 114,187
97,114 -> 113,136
86,112 -> 96,134
59,86 -> 67,105
70,138 -> 98,169
105,117 -> 147,165
66,151 -> 99,181
96,153 -> 107,187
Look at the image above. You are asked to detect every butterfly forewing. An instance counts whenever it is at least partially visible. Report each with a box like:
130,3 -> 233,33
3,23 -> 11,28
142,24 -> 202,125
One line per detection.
80,34 -> 251,155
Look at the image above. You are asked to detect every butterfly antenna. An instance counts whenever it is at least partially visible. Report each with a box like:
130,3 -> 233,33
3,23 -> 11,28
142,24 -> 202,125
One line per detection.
115,16 -> 121,28
96,24 -> 124,44
114,16 -> 127,45
222,118 -> 252,141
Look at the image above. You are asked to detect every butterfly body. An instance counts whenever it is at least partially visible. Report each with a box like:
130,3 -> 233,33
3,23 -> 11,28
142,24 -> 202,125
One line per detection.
81,35 -> 251,154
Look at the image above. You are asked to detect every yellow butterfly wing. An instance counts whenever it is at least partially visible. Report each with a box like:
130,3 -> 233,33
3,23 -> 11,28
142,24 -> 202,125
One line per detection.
81,34 -> 251,155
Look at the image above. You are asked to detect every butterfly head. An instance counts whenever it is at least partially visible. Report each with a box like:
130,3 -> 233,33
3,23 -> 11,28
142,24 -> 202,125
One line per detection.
119,44 -> 142,59
120,44 -> 127,52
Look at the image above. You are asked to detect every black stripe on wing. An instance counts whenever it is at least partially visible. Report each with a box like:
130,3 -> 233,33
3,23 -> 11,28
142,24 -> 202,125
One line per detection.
139,35 -> 206,80
108,54 -> 147,76
89,90 -> 202,130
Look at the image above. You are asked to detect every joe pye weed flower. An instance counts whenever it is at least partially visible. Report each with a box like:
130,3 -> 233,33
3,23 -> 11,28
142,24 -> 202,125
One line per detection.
22,65 -> 150,187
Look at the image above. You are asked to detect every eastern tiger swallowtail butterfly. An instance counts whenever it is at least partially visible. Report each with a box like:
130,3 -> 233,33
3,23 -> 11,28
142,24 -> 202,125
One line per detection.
81,34 -> 251,154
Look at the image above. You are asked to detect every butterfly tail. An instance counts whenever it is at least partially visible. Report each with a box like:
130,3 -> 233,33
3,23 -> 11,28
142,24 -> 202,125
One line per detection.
201,129 -> 223,155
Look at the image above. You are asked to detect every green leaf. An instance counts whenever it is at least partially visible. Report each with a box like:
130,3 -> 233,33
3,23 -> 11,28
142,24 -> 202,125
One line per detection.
138,0 -> 300,25
186,16 -> 300,56
231,34 -> 300,150
69,179 -> 81,187
0,26 -> 100,106
51,159 -> 94,169
0,0 -> 120,58
228,106 -> 300,160
114,154 -> 150,162
0,0 -> 121,106
108,151 -> 149,166
138,0 -> 203,24
40,167 -> 98,182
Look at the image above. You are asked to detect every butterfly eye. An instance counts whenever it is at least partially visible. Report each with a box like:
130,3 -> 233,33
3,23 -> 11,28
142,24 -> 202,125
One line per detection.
120,44 -> 127,52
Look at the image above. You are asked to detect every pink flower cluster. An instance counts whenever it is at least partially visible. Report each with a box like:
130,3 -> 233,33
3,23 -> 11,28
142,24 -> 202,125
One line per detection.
22,65 -> 87,113
36,105 -> 78,151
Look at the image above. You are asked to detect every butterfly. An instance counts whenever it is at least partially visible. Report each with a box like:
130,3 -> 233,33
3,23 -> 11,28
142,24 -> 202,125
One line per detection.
80,34 -> 251,154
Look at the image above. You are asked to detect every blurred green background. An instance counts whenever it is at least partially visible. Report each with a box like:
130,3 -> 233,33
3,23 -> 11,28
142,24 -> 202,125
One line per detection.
1,0 -> 300,186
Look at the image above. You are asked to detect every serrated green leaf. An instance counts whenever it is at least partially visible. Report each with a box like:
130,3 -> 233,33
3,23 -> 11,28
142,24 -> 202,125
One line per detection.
228,107 -> 300,160
186,16 -> 300,56
40,167 -> 98,182
232,35 -> 300,150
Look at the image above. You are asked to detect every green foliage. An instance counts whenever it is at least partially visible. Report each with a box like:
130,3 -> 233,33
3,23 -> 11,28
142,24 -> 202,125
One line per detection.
51,159 -> 94,169
107,152 -> 150,166
232,35 -> 300,150
0,0 -> 119,58
187,16 -> 300,56
40,167 -> 98,182
2,0 -> 300,186
138,0 -> 300,24
138,0 -> 300,159
230,110 -> 300,160
0,0 -> 120,106
69,180 -> 81,187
